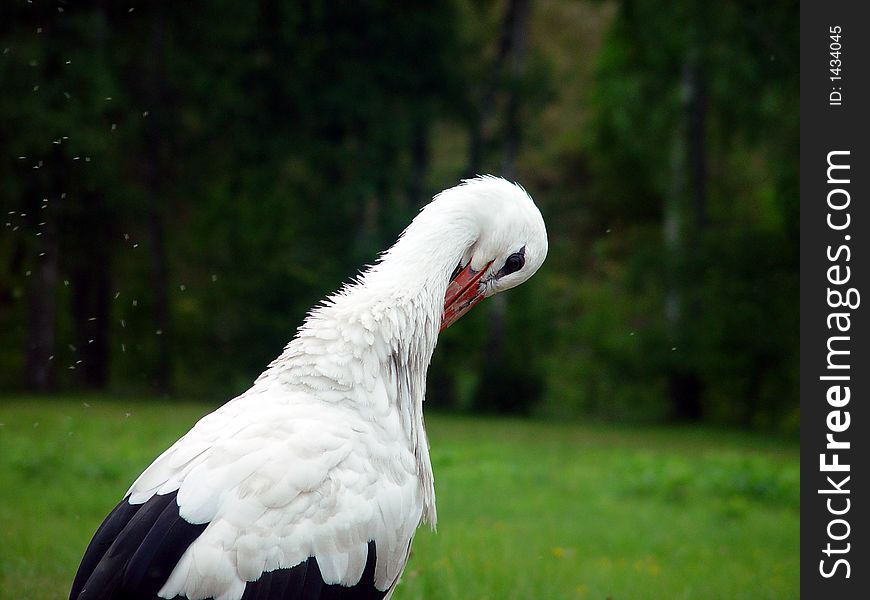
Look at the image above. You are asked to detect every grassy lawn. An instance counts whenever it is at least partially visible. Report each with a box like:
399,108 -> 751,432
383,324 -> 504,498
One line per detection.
0,397 -> 798,599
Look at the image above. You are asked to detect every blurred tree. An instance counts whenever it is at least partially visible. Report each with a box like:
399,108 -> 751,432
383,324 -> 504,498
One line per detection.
473,0 -> 538,414
139,2 -> 174,394
0,0 -> 798,430
23,154 -> 61,391
574,0 -> 798,426
1,1 -> 124,391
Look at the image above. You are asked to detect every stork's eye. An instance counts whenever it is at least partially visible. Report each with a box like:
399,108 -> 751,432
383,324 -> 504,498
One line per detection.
497,248 -> 526,278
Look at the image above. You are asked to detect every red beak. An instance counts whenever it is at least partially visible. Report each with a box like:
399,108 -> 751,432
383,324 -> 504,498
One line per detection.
441,261 -> 492,331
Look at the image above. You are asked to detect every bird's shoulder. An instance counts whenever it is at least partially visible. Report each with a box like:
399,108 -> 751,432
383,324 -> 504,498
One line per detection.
128,386 -> 416,513
118,388 -> 421,598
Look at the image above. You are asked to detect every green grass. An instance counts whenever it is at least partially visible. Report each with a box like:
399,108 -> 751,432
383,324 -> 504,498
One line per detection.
0,397 -> 799,599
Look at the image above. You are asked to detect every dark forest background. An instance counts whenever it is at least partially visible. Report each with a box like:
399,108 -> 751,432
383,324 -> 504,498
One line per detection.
1,0 -> 798,430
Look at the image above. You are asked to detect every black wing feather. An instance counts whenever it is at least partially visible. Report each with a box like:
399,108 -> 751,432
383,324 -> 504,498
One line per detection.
300,556 -> 325,599
74,492 -> 175,599
70,491 -> 206,600
237,541 -> 385,600
70,497 -> 144,599
73,495 -> 388,600
122,494 -> 208,598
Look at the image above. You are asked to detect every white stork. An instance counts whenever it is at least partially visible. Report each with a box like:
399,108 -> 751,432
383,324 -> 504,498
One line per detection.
70,176 -> 548,600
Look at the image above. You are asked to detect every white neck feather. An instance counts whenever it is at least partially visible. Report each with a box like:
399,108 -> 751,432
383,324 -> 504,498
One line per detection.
257,196 -> 483,527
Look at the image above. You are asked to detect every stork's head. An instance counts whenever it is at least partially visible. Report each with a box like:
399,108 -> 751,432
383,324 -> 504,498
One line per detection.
438,176 -> 548,330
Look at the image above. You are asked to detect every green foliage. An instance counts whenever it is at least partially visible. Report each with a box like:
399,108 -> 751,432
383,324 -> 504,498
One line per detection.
530,0 -> 799,427
1,0 -> 475,397
0,397 -> 798,599
1,1 -> 798,427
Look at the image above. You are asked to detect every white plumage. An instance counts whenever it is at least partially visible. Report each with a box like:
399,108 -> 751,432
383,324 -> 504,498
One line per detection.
71,176 -> 548,600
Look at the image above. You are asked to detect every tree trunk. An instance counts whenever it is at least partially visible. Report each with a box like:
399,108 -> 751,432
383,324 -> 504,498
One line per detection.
70,194 -> 113,388
24,193 -> 59,392
466,0 -> 532,179
687,60 -> 708,229
664,55 -> 706,421
143,4 -> 173,394
473,0 -> 533,414
500,0 -> 531,180
146,205 -> 172,393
